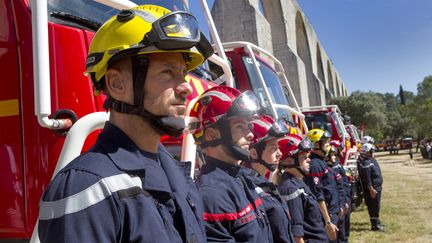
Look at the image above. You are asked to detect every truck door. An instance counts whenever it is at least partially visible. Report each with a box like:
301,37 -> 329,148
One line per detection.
0,0 -> 26,238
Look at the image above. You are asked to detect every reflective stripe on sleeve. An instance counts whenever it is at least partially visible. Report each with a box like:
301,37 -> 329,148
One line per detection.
308,168 -> 328,178
281,188 -> 305,201
203,198 -> 263,222
39,174 -> 142,220
359,163 -> 373,169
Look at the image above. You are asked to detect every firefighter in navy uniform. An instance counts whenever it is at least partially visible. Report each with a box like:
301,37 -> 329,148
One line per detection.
275,134 -> 328,242
305,129 -> 339,242
190,86 -> 274,242
324,144 -> 350,243
38,5 -> 213,243
358,143 -> 385,232
241,115 -> 296,243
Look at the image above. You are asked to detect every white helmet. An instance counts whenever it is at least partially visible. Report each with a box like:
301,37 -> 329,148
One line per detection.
361,135 -> 374,144
360,143 -> 375,155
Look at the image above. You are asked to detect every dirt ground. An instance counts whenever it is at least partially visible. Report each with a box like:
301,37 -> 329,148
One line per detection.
349,150 -> 432,242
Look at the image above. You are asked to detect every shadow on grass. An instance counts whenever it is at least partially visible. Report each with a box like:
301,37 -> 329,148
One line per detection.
350,221 -> 371,232
381,160 -> 407,164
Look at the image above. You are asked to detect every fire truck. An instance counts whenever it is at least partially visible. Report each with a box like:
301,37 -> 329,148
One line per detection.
1,0 -> 306,241
345,124 -> 361,152
300,105 -> 362,209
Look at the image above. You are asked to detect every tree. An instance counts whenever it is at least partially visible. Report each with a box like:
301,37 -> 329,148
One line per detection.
399,85 -> 406,105
412,76 -> 432,138
329,75 -> 432,140
330,91 -> 387,140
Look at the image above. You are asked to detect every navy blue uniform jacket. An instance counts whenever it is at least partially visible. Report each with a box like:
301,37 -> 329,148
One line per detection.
38,122 -> 206,243
278,172 -> 327,242
196,157 -> 273,242
306,153 -> 340,215
359,157 -> 383,191
240,167 -> 295,243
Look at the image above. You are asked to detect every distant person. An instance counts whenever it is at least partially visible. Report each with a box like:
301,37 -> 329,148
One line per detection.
427,142 -> 432,159
358,143 -> 385,232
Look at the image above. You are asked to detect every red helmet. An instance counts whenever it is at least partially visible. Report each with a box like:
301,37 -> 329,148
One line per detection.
190,86 -> 261,141
279,134 -> 314,161
250,115 -> 289,146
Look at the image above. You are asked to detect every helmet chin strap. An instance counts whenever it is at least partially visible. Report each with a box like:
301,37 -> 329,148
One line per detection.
279,155 -> 307,176
249,143 -> 277,172
249,158 -> 278,172
104,98 -> 185,137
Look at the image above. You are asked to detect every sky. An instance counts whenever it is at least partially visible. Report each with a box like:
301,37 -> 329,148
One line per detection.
191,0 -> 432,95
289,0 -> 432,95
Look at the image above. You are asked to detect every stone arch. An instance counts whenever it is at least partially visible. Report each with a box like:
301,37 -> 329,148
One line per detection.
316,44 -> 325,83
334,76 -> 339,96
327,61 -> 334,96
295,11 -> 319,105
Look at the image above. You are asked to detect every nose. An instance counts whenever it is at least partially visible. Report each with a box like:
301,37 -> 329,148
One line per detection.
245,131 -> 254,141
175,76 -> 192,98
276,148 -> 282,159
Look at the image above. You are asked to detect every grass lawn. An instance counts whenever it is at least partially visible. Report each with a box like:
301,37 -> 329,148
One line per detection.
349,151 -> 432,242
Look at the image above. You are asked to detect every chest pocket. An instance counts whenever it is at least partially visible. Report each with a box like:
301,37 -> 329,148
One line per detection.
302,190 -> 322,221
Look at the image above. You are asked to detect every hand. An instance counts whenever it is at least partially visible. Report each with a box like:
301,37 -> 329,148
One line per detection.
338,208 -> 343,219
369,187 -> 377,199
325,222 -> 339,241
343,203 -> 349,215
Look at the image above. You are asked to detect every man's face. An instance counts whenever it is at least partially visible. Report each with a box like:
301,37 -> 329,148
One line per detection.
320,139 -> 330,153
298,151 -> 311,174
261,139 -> 282,165
143,52 -> 192,117
229,117 -> 254,150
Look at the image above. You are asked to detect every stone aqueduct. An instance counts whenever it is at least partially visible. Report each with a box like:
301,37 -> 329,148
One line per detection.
211,0 -> 349,107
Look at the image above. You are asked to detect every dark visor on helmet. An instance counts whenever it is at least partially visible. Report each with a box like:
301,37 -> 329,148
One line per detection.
299,137 -> 314,152
226,90 -> 261,118
142,11 -> 214,59
268,119 -> 290,138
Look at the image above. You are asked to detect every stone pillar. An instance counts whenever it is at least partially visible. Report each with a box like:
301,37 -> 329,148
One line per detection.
212,0 -> 273,53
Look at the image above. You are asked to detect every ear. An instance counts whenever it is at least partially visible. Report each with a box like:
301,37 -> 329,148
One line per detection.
250,147 -> 258,160
105,68 -> 129,101
204,127 -> 221,141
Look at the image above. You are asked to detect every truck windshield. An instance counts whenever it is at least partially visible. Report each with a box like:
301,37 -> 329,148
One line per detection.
47,0 -> 188,28
241,56 -> 294,123
347,126 -> 360,141
331,112 -> 345,138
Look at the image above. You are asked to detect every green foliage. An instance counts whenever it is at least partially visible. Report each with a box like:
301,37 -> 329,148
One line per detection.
329,75 -> 432,140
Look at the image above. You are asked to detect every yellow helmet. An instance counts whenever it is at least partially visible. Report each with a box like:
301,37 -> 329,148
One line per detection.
307,128 -> 331,144
85,4 -> 213,91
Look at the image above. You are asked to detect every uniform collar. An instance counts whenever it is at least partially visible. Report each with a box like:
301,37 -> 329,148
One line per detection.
97,122 -> 172,193
205,156 -> 242,177
310,152 -> 325,160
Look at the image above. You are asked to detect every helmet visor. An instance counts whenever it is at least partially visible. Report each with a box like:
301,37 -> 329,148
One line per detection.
298,137 -> 314,152
143,11 -> 212,60
226,90 -> 261,118
268,119 -> 290,138
159,12 -> 199,42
